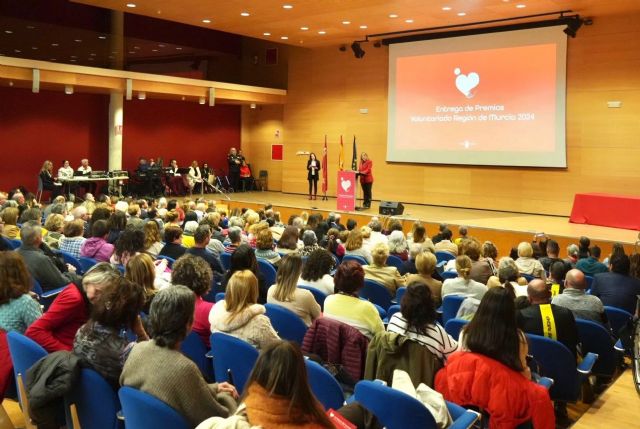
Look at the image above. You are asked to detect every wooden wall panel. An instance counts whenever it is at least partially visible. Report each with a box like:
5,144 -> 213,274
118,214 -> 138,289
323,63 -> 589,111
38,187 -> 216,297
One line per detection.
241,105 -> 284,191
255,12 -> 640,216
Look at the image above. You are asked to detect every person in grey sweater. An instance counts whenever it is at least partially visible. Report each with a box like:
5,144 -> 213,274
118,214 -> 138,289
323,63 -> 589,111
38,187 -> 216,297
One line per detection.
17,221 -> 80,292
552,269 -> 607,325
120,286 -> 238,427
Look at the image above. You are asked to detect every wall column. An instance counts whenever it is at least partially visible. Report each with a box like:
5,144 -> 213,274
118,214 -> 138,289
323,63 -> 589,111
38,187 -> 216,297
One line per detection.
108,92 -> 124,170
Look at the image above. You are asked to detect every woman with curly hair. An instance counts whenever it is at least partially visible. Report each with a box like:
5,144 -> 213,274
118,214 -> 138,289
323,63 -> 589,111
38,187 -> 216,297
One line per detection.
324,227 -> 345,258
0,252 -> 42,333
298,249 -> 335,295
143,220 -> 163,257
172,254 -> 215,346
111,227 -> 145,266
387,282 -> 456,361
387,230 -> 409,261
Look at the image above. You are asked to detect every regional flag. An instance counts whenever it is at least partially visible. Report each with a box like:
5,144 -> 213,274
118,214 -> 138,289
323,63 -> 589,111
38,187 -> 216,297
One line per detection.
322,136 -> 328,193
351,135 -> 358,171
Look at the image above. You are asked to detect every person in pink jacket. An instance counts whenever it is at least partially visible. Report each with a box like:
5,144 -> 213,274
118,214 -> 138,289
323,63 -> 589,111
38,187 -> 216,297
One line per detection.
80,220 -> 115,263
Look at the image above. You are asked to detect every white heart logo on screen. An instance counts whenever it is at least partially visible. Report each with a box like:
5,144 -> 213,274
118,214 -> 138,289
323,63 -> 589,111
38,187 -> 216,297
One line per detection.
454,68 -> 480,98
341,178 -> 351,192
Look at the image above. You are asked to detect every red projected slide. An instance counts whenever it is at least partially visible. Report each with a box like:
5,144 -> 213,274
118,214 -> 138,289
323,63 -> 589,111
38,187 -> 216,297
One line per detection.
394,43 -> 557,152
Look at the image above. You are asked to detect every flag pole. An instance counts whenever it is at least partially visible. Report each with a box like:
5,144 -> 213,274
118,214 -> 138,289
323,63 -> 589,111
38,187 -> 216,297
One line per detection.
322,135 -> 328,201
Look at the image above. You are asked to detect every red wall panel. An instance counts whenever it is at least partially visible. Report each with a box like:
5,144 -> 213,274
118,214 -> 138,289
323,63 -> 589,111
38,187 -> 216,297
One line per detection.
122,98 -> 240,173
0,87 -> 109,193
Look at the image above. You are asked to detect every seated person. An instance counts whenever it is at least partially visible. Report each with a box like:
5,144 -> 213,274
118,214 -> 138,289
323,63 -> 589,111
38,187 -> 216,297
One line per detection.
300,230 -> 322,257
17,221 -> 80,292
539,239 -> 572,276
172,254 -> 215,347
387,230 -> 409,261
73,277 -> 145,388
387,282 -> 457,361
39,160 -> 62,198
275,226 -> 301,255
58,219 -> 87,258
343,229 -> 372,264
80,219 -> 115,263
0,252 -> 42,334
323,260 -> 384,340
26,263 -> 120,352
110,228 -> 145,267
576,246 -> 609,276
267,254 -> 321,327
363,243 -> 406,296
442,255 -> 487,301
254,228 -> 281,266
515,242 -> 546,280
209,270 -> 280,350
188,160 -> 204,193
121,286 -> 238,427
298,249 -> 335,296
1,207 -> 20,239
462,239 -> 493,285
433,228 -> 458,255
186,225 -> 224,276
591,253 -> 640,315
487,257 -> 528,297
405,251 -> 443,307
221,245 -> 268,304
517,279 -> 579,358
198,341 -> 333,429
552,269 -> 607,325
159,225 -> 187,261
436,287 -> 554,429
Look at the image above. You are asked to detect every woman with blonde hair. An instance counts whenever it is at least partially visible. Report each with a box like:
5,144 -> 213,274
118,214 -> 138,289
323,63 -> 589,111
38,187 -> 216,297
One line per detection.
125,253 -> 157,313
515,242 -> 546,280
209,270 -> 280,349
39,160 -> 62,198
143,220 -> 163,257
1,207 -> 20,239
267,254 -> 320,326
344,229 -> 372,264
406,251 -> 443,306
363,243 -> 406,295
164,210 -> 181,228
43,213 -> 65,249
442,255 -> 488,300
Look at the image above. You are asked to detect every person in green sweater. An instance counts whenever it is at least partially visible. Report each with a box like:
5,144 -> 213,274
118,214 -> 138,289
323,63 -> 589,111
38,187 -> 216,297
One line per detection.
0,252 -> 42,333
120,285 -> 239,426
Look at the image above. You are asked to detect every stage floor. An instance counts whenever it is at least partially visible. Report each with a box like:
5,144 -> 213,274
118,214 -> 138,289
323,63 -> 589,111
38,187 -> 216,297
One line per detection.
220,191 -> 639,245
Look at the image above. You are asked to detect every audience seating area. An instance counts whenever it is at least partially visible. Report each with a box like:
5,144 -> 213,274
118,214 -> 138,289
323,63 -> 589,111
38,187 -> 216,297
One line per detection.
0,195 -> 637,428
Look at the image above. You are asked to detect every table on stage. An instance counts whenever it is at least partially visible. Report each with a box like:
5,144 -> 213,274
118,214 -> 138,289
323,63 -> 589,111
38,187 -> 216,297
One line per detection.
61,175 -> 129,197
569,193 -> 640,230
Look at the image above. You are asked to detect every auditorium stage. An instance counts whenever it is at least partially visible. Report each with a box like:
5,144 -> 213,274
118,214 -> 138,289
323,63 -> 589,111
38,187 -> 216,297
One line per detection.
217,191 -> 638,251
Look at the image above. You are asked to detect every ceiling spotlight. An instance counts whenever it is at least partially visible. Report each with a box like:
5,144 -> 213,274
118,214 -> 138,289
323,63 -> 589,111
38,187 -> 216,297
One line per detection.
202,19 -> 211,23
516,4 -> 526,8
351,41 -> 365,59
442,6 -> 452,11
359,25 -> 368,29
281,36 -> 288,40
283,4 -> 293,9
300,26 -> 309,31
564,16 -> 584,38
389,14 -> 398,18
51,43 -> 59,46
250,103 -> 257,109
74,39 -> 82,42
65,85 -> 74,95
126,3 -> 136,8
318,30 -> 326,35
405,19 -> 414,23
199,97 -> 206,105
4,30 -> 13,34
342,21 -> 351,25
98,35 -> 107,39
240,12 -> 250,17
457,12 -> 467,16
263,32 -> 271,36
138,92 -> 146,100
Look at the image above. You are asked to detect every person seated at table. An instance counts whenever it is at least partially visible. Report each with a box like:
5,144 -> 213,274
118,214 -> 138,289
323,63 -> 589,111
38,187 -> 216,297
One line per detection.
210,270 -> 280,350
267,254 -> 321,327
39,160 -> 63,198
363,243 -> 406,296
323,260 -> 384,340
73,277 -> 145,388
77,158 -> 96,195
121,286 -> 238,427
188,160 -> 204,193
197,341 -> 333,429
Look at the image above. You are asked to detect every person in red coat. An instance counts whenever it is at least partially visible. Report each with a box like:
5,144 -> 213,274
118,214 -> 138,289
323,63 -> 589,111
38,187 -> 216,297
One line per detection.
358,153 -> 373,209
25,263 -> 121,352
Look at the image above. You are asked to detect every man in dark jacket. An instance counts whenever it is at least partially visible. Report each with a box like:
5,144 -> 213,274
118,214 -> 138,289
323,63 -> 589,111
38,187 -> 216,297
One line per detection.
592,254 -> 640,315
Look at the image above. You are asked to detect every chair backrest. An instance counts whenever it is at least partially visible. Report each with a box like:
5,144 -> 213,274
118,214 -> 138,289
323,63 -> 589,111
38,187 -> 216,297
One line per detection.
257,259 -> 277,289
520,273 -> 536,283
584,275 -> 594,290
444,318 -> 469,340
78,256 -> 98,273
7,331 -> 47,381
305,359 -> 345,410
354,380 -> 438,429
395,287 -> 406,305
604,306 -> 633,336
118,386 -> 189,429
210,332 -> 259,395
361,279 -> 393,310
297,285 -> 328,310
180,331 -> 213,381
575,318 -> 617,378
65,368 -> 122,429
259,170 -> 268,178
215,292 -> 226,303
342,254 -> 368,265
264,303 -> 308,344
441,271 -> 458,280
435,251 -> 456,263
441,295 -> 466,324
156,254 -> 175,268
7,238 -> 22,250
220,252 -> 232,271
386,255 -> 404,270
57,250 -> 83,273
386,304 -> 401,321
525,333 -> 582,402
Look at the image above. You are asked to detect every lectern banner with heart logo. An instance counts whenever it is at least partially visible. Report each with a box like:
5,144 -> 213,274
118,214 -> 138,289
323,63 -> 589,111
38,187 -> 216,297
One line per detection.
337,171 -> 356,211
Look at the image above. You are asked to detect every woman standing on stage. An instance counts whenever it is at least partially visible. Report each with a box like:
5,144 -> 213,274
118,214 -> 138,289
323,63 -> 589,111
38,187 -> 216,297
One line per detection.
306,153 -> 320,200
358,152 -> 373,209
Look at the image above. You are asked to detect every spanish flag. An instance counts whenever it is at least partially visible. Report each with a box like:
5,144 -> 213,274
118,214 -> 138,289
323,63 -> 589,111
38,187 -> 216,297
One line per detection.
321,136 -> 328,194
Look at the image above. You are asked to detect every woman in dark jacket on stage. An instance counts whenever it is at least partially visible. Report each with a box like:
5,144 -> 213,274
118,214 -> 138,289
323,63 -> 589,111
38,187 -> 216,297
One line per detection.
306,153 -> 321,200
